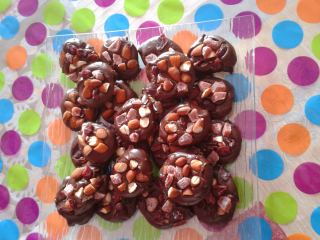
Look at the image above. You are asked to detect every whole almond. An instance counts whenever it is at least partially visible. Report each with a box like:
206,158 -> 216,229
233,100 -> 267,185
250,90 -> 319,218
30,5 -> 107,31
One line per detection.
99,83 -> 110,93
118,182 -> 127,192
166,113 -> 179,121
69,64 -> 77,73
90,178 -> 103,188
127,59 -> 137,69
70,117 -> 78,128
193,118 -> 204,133
83,86 -> 93,99
183,187 -> 193,196
84,184 -> 97,195
116,89 -> 127,104
168,187 -> 179,198
179,61 -> 192,72
129,160 -> 139,169
165,123 -> 178,133
72,55 -> 79,65
118,63 -> 126,71
140,117 -> 149,128
96,128 -> 108,139
169,55 -> 181,68
84,108 -> 95,121
136,172 -> 149,182
78,135 -> 86,146
175,157 -> 187,167
177,106 -> 191,115
212,178 -> 217,186
71,168 -> 84,180
181,73 -> 192,83
157,60 -> 167,72
121,45 -> 131,60
167,133 -> 178,143
88,79 -> 102,88
94,143 -> 109,153
190,160 -> 203,172
88,136 -> 103,147
182,165 -> 191,177
126,170 -> 136,183
128,119 -> 140,129
168,67 -> 180,82
114,162 -> 128,173
83,145 -> 93,156
191,176 -> 201,187
75,118 -> 85,128
128,182 -> 137,193
68,92 -> 77,103
102,109 -> 114,119
190,44 -> 203,57
163,79 -> 173,91
64,101 -> 77,111
63,111 -> 72,121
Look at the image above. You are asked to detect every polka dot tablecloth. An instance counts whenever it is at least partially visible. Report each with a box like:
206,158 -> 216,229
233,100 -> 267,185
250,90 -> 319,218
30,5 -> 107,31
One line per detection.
0,0 -> 320,239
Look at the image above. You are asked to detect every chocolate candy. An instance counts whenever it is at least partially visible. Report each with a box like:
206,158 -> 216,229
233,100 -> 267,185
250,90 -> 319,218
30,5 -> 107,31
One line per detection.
145,51 -> 196,100
61,88 -> 100,131
114,135 -> 151,159
55,171 -> 107,226
77,122 -> 116,165
110,149 -> 153,198
138,34 -> 183,66
96,177 -> 137,222
77,62 -> 116,108
192,166 -> 239,226
101,80 -> 138,123
188,76 -> 235,119
114,94 -> 155,143
187,35 -> 237,75
197,120 -> 242,165
137,178 -> 194,229
101,37 -> 140,80
159,150 -> 213,206
159,101 -> 211,147
59,38 -> 100,83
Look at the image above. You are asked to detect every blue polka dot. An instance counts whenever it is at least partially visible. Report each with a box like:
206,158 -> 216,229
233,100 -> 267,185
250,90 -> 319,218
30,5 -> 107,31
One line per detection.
272,21 -> 303,49
251,149 -> 283,181
0,99 -> 14,123
194,4 -> 223,31
238,217 -> 272,240
0,219 -> 19,240
28,141 -> 51,167
52,29 -> 74,53
0,157 -> 2,172
104,14 -> 129,38
311,206 -> 320,235
305,95 -> 320,126
224,73 -> 251,102
0,16 -> 20,39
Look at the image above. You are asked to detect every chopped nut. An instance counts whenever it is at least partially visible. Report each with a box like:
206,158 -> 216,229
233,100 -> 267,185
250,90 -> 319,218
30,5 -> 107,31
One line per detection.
175,157 -> 187,167
201,88 -> 212,98
84,184 -> 97,195
126,170 -> 136,183
139,106 -> 151,117
169,55 -> 181,68
96,128 -> 108,139
74,187 -> 84,199
128,182 -> 137,193
166,113 -> 179,121
140,117 -> 149,128
193,118 -> 204,133
118,182 -> 127,192
119,125 -> 130,135
190,160 -> 203,172
94,143 -> 109,153
183,187 -> 193,195
191,176 -> 201,187
71,168 -> 84,180
116,147 -> 126,157
179,61 -> 192,72
168,67 -> 180,82
180,73 -> 191,83
99,83 -> 110,93
190,44 -> 203,57
114,162 -> 128,173
88,136 -> 103,147
83,145 -> 93,156
100,206 -> 111,214
157,59 -> 167,72
177,106 -> 191,115
130,160 -> 139,169
168,187 -> 179,198
136,172 -> 149,182
90,178 -> 103,188
165,123 -> 178,133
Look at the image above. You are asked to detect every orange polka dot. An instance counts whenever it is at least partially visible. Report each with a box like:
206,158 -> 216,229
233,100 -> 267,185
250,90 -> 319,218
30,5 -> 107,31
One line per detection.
297,0 -> 320,23
277,123 -> 311,155
172,30 -> 198,54
5,46 -> 27,69
48,119 -> 72,145
261,85 -> 294,115
46,212 -> 69,239
256,0 -> 286,14
36,176 -> 59,203
174,228 -> 202,240
286,233 -> 312,240
87,38 -> 104,56
77,225 -> 102,240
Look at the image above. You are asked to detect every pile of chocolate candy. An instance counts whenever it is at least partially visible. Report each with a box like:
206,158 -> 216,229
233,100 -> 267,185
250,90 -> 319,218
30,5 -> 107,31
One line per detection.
56,34 -> 241,229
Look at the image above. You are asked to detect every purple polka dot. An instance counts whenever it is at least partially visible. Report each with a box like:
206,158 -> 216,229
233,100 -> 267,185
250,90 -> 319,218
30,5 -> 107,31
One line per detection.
136,21 -> 163,45
234,110 -> 266,140
221,0 -> 242,5
18,0 -> 38,17
26,233 -> 45,240
233,11 -> 261,39
25,22 -> 46,46
0,130 -> 21,156
0,185 -> 10,210
255,47 -> 277,76
12,76 -> 33,101
287,56 -> 320,86
16,197 -> 39,224
41,83 -> 64,109
201,222 -> 228,232
94,0 -> 115,7
294,162 -> 320,194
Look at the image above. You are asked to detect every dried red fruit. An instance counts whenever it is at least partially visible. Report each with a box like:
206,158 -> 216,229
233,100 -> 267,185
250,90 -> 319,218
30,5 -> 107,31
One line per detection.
217,146 -> 231,157
68,45 -> 78,55
87,54 -> 98,61
178,116 -> 188,129
82,166 -> 93,180
213,185 -> 227,196
92,89 -> 100,100
151,66 -> 159,76
205,193 -> 217,205
83,123 -> 94,136
156,34 -> 168,51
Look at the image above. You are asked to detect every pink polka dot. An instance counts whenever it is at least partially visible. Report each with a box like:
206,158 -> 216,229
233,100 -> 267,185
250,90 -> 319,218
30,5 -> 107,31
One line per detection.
94,0 -> 115,7
25,22 -> 46,46
234,110 -> 266,140
18,0 -> 38,17
41,83 -> 64,109
136,21 -> 163,45
255,47 -> 277,76
12,76 -> 33,101
294,162 -> 320,194
16,197 -> 39,224
233,11 -> 262,39
26,233 -> 45,240
1,130 -> 21,156
287,56 -> 320,86
221,0 -> 242,4
0,185 -> 10,210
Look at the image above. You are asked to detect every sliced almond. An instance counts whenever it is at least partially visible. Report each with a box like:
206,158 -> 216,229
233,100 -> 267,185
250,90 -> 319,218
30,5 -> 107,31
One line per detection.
168,187 -> 179,198
128,119 -> 140,129
191,176 -> 201,187
83,145 -> 93,156
128,182 -> 137,193
168,67 -> 180,82
99,83 -> 110,93
94,143 -> 109,153
169,55 -> 181,68
129,160 -> 139,170
114,162 -> 127,173
140,117 -> 149,128
126,170 -> 136,183
165,123 -> 178,133
157,59 -> 167,72
190,44 -> 203,57
190,160 -> 203,172
179,61 -> 192,72
100,206 -> 111,214
118,182 -> 127,192
193,118 -> 204,133
71,168 -> 84,180
88,136 -> 103,147
119,125 -> 130,135
96,128 -> 107,139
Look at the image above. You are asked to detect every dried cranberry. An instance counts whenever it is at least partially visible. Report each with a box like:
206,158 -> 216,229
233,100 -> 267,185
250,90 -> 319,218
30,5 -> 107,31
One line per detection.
152,210 -> 164,220
158,194 -> 164,204
156,34 -> 168,51
81,70 -> 92,79
82,165 -> 93,180
68,45 -> 78,55
154,151 -> 167,160
87,54 -> 98,61
115,203 -> 123,212
217,146 -> 231,157
151,144 -> 162,152
205,193 -> 217,205
172,210 -> 184,221
201,100 -> 216,111
151,66 -> 159,76
178,116 -> 188,129
83,123 -> 93,135
188,86 -> 199,99
111,63 -> 116,69
92,89 -> 100,100
216,44 -> 227,58
77,49 -> 87,57
59,201 -> 68,213
112,193 -> 122,205
213,185 -> 227,196
68,199 -> 76,210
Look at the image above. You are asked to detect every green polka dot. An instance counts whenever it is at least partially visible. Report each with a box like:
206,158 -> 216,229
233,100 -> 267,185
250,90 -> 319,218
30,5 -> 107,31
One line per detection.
60,71 -> 77,88
264,191 -> 298,224
157,0 -> 184,25
133,216 -> 161,240
233,177 -> 253,209
43,1 -> 65,25
124,0 -> 149,17
98,216 -> 123,231
0,72 -> 5,91
54,154 -> 75,180
6,165 -> 29,191
31,54 -> 53,79
129,81 -> 146,96
0,0 -> 11,12
311,33 -> 320,59
18,110 -> 41,135
71,8 -> 95,33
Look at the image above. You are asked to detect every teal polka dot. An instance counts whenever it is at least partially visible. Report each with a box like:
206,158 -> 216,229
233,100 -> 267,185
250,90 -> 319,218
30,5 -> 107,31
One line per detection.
28,141 -> 51,167
272,21 -> 303,49
194,4 -> 223,31
104,14 -> 129,37
311,206 -> 320,234
224,73 -> 251,102
305,95 -> 320,126
0,157 -> 2,172
0,16 -> 19,39
0,219 -> 19,240
0,99 -> 14,123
